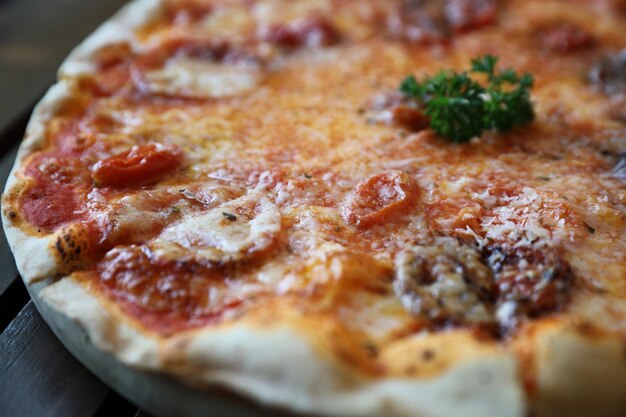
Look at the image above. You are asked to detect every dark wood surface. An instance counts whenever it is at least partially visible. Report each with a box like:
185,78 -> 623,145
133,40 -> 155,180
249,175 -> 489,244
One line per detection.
0,302 -> 108,417
0,0 -> 153,416
0,0 -> 131,131
0,142 -> 19,298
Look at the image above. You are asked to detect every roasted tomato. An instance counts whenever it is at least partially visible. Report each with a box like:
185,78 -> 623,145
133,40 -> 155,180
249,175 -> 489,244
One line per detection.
540,23 -> 595,54
444,0 -> 498,32
484,245 -> 573,317
258,16 -> 341,48
341,171 -> 419,228
388,0 -> 498,44
92,144 -> 183,188
367,91 -> 431,132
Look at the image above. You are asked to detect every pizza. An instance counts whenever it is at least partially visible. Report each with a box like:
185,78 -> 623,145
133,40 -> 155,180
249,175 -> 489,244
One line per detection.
2,0 -> 626,416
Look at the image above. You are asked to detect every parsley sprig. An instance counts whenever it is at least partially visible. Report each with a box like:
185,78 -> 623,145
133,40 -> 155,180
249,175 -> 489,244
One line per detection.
399,55 -> 535,143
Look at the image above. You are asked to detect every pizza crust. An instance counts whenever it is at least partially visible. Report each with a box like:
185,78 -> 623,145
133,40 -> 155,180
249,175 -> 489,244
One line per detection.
1,81 -> 77,282
41,274 -> 626,417
40,276 -> 525,417
37,274 -> 626,417
2,1 -> 626,416
59,0 -> 163,79
531,324 -> 626,417
1,0 -> 164,283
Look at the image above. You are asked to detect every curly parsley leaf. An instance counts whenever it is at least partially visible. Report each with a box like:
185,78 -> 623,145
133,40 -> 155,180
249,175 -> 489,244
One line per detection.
471,54 -> 498,78
399,74 -> 423,98
421,72 -> 486,143
399,55 -> 535,143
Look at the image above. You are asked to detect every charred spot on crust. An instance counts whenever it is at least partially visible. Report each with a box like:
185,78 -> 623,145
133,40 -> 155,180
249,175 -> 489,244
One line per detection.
362,341 -> 379,358
421,349 -> 435,361
589,49 -> 626,95
52,226 -> 91,273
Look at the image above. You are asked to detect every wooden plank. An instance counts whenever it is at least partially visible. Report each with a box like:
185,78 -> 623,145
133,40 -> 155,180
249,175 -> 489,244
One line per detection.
0,301 -> 109,417
0,277 -> 29,335
0,141 -> 19,297
0,0 -> 130,133
93,390 -> 142,417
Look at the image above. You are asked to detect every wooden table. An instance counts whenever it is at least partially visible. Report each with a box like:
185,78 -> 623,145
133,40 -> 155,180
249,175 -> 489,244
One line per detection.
0,1 -> 152,415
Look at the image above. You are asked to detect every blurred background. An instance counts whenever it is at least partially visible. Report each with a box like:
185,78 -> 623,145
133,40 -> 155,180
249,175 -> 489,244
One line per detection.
0,0 -> 128,133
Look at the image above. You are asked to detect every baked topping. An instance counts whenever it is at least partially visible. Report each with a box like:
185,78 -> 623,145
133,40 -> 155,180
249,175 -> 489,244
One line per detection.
134,39 -> 264,99
97,245 -> 242,334
388,0 -> 498,44
444,0 -> 498,32
394,238 -> 574,332
589,49 -> 626,94
366,91 -> 431,132
341,171 -> 419,228
539,23 -> 595,54
398,55 -> 535,143
91,144 -> 183,188
485,245 -> 572,317
18,153 -> 90,231
6,0 -> 624,341
151,193 -> 281,265
394,238 -> 494,325
257,16 -> 341,48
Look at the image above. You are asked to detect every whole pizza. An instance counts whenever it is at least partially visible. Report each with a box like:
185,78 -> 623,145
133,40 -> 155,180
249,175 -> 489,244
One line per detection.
2,0 -> 626,416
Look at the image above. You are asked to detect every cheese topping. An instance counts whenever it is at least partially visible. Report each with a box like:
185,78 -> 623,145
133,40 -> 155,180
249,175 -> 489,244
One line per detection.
153,193 -> 281,263
142,57 -> 264,98
4,0 -> 626,376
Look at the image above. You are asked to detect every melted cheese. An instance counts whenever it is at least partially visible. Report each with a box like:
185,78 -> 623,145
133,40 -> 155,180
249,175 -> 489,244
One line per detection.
7,0 -> 626,382
152,192 -> 281,263
143,57 -> 264,98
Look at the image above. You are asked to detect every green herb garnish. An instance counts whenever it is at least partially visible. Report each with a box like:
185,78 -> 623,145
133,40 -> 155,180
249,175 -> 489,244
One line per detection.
399,55 -> 535,143
222,212 -> 237,221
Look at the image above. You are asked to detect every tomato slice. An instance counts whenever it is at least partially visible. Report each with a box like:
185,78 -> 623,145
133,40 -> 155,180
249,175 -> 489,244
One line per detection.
92,144 -> 183,188
341,171 -> 419,227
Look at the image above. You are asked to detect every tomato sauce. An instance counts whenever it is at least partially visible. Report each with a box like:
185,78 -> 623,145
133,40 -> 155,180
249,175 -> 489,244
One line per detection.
19,151 -> 90,231
96,245 -> 244,335
9,0 -> 624,340
19,180 -> 84,231
92,144 -> 183,188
